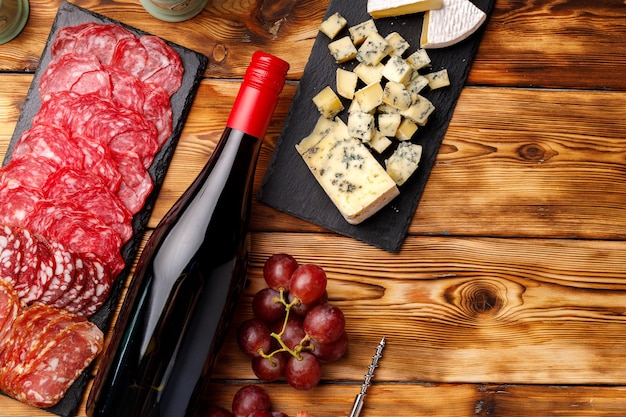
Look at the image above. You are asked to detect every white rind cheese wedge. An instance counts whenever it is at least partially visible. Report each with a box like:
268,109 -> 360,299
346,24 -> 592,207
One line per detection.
420,0 -> 487,49
367,0 -> 443,18
296,117 -> 400,225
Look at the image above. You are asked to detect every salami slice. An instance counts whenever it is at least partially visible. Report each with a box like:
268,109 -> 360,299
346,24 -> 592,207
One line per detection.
11,122 -> 84,168
72,23 -> 135,65
112,151 -> 154,214
3,226 -> 38,300
0,278 -> 21,342
20,234 -> 56,304
111,35 -> 183,96
0,226 -> 22,286
50,22 -> 93,60
0,156 -> 59,189
39,53 -> 111,98
25,200 -> 124,276
44,170 -> 133,244
108,65 -> 146,114
52,255 -> 85,310
144,85 -> 173,146
65,254 -> 111,317
0,181 -> 44,227
71,135 -> 122,192
37,240 -> 77,306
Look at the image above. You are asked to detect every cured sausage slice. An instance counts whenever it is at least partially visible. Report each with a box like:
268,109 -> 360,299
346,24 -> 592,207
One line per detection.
0,182 -> 43,227
65,254 -> 111,317
25,200 -> 124,276
72,23 -> 135,65
39,53 -> 111,98
0,278 -> 21,341
112,151 -> 154,214
11,122 -> 84,168
71,134 -> 122,193
144,85 -> 173,146
0,156 -> 59,189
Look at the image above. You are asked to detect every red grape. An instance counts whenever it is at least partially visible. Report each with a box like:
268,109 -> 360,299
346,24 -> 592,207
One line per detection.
252,352 -> 288,381
253,288 -> 285,323
289,264 -> 327,305
232,385 -> 271,417
263,253 -> 298,291
288,290 -> 327,317
310,331 -> 348,362
272,413 -> 289,417
273,315 -> 306,350
303,304 -> 345,344
237,319 -> 271,358
285,352 -> 322,390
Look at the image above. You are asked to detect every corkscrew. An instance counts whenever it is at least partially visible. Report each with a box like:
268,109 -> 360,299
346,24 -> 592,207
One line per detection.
349,337 -> 386,417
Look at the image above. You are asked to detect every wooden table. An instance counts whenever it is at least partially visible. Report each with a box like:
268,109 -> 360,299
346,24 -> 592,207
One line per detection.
2,0 -> 626,415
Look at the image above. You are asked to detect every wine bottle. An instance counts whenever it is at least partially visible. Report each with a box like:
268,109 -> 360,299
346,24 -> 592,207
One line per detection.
86,51 -> 289,417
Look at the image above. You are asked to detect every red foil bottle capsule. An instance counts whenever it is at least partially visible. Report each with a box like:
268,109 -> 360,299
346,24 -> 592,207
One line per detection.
87,52 -> 289,417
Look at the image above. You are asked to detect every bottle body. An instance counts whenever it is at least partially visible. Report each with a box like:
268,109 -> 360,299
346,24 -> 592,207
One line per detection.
87,52 -> 289,417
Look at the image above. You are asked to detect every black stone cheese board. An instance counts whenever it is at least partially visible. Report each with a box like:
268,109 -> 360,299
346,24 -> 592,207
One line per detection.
2,2 -> 207,415
258,0 -> 495,252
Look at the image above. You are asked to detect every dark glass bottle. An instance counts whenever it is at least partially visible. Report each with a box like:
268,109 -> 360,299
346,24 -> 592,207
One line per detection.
86,51 -> 289,417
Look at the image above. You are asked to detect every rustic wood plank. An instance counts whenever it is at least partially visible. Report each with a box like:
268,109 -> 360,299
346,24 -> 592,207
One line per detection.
208,232 -> 626,385
0,0 -> 325,78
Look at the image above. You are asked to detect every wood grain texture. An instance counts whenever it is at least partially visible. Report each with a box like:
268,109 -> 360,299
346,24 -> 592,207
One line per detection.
2,0 -> 626,416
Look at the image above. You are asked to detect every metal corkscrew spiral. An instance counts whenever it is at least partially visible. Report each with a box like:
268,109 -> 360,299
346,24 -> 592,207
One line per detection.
349,337 -> 386,417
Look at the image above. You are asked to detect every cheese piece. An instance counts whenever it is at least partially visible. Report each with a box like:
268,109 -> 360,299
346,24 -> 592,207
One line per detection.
382,81 -> 412,110
353,62 -> 384,85
405,72 -> 430,102
395,118 -> 418,140
336,68 -> 358,99
420,0 -> 487,49
319,12 -> 347,40
385,32 -> 410,56
378,112 -> 402,137
385,142 -> 423,186
368,129 -> 393,154
356,32 -> 390,66
328,36 -> 358,63
348,111 -> 375,142
367,0 -> 443,18
296,118 -> 400,225
424,69 -> 450,89
354,82 -> 384,113
295,116 -> 338,154
405,49 -> 431,70
401,94 -> 435,126
382,55 -> 413,84
348,19 -> 378,45
312,86 -> 344,119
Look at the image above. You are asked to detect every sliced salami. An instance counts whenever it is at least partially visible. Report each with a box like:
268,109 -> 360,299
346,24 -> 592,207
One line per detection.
112,151 -> 154,214
44,170 -> 133,244
0,156 -> 59,189
37,240 -> 77,306
4,226 -> 38,300
108,65 -> 146,114
110,37 -> 148,80
0,278 -> 21,342
39,53 -> 111,98
0,225 -> 22,283
138,36 -> 184,96
11,122 -> 84,168
144,85 -> 173,146
0,181 -> 44,227
72,23 -> 135,65
71,135 -> 122,193
65,254 -> 111,317
50,22 -> 93,60
25,200 -> 124,277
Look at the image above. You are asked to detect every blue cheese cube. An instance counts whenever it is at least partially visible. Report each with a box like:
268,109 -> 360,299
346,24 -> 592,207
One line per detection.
394,118 -> 419,140
312,86 -> 344,119
401,94 -> 435,126
424,69 -> 450,90
406,49 -> 431,70
385,32 -> 410,56
385,142 -> 423,186
328,36 -> 358,63
348,111 -> 375,142
378,112 -> 402,137
354,82 -> 384,113
405,72 -> 430,102
319,12 -> 348,40
353,62 -> 384,85
368,129 -> 393,154
336,68 -> 358,99
382,55 -> 413,84
348,19 -> 378,45
383,81 -> 412,110
357,32 -> 390,65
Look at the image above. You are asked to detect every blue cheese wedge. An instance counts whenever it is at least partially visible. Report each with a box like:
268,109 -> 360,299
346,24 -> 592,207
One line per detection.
367,0 -> 443,18
297,117 -> 400,224
385,142 -> 423,185
420,0 -> 487,49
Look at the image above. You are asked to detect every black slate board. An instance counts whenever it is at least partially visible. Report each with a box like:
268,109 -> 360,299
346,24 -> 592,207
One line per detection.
258,0 -> 495,252
2,2 -> 207,416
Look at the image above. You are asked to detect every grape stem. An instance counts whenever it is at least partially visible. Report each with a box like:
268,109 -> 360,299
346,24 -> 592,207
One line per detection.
259,288 -> 312,362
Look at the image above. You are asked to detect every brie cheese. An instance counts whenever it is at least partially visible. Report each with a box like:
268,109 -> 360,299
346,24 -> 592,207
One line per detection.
420,0 -> 487,49
367,0 -> 443,18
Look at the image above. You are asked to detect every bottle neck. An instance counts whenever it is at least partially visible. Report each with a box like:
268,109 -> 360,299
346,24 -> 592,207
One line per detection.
226,52 -> 289,139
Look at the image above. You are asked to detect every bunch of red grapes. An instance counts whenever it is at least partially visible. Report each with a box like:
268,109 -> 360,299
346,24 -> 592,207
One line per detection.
237,254 -> 348,390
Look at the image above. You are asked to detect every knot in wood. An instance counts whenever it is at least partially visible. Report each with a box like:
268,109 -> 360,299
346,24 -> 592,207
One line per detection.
445,279 -> 507,318
517,143 -> 556,162
212,44 -> 228,63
